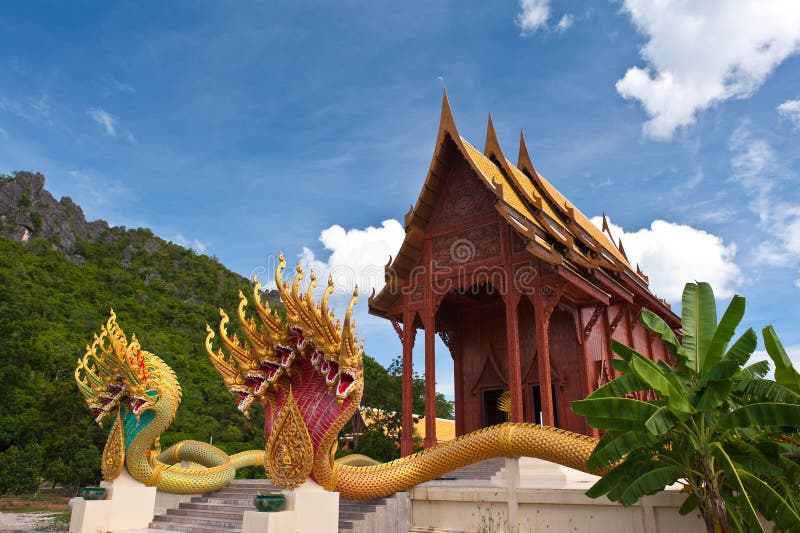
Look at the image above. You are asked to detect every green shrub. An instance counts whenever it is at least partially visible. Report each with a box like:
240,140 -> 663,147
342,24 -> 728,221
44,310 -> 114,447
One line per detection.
0,444 -> 44,494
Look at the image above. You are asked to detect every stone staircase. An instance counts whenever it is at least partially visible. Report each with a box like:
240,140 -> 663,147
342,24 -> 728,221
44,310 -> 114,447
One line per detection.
150,480 -> 272,532
437,457 -> 505,481
148,479 -> 409,533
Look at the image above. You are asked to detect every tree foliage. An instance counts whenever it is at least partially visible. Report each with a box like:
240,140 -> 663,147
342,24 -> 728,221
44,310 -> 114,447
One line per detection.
348,354 -> 454,461
0,232 -> 263,491
0,228 -> 449,491
572,282 -> 800,533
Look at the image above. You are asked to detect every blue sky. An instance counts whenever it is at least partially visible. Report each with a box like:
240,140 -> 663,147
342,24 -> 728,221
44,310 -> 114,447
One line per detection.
2,1 -> 799,401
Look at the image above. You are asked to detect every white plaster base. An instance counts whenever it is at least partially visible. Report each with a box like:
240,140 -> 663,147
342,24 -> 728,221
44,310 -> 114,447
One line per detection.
242,509 -> 297,531
154,491 -> 196,516
69,469 -> 157,533
241,480 -> 340,533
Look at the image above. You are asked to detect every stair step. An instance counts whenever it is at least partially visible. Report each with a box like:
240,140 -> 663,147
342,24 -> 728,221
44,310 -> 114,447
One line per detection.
207,487 -> 280,494
180,502 -> 254,513
191,496 -> 253,507
167,508 -> 245,520
153,514 -> 241,528
151,481 -> 402,533
148,522 -> 240,533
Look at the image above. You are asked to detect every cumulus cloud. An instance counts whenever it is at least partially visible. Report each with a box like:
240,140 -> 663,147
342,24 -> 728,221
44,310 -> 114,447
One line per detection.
778,99 -> 800,130
591,217 -> 742,302
515,0 -> 572,35
516,0 -> 549,34
87,108 -> 117,137
556,14 -> 573,32
297,219 -> 405,296
616,1 -> 800,140
729,124 -> 800,266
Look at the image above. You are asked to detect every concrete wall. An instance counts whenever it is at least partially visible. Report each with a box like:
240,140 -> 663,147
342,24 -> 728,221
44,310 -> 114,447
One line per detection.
409,485 -> 706,533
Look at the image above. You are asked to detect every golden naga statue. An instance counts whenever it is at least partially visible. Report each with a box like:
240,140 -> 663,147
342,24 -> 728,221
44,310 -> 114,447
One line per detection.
205,253 -> 601,498
77,252 -> 600,498
75,311 -> 264,494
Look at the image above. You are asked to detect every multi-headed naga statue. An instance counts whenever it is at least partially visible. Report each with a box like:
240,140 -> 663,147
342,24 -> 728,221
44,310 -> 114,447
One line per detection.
77,253 -> 600,499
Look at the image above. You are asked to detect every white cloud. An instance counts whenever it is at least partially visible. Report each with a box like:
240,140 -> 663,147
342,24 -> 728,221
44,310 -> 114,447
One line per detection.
671,169 -> 703,194
297,219 -> 405,297
64,169 -> 129,218
729,124 -> 800,265
110,77 -> 135,93
516,0 -> 550,35
591,217 -> 742,302
556,13 -> 573,32
616,1 -> 800,140
1,94 -> 53,124
778,98 -> 800,130
795,279 -> 800,289
87,108 -> 117,137
170,234 -> 210,254
515,0 -> 572,36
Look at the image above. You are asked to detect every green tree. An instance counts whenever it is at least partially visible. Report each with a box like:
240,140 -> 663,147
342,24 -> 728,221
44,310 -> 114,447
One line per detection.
352,429 -> 400,463
0,444 -> 43,495
360,355 -> 452,444
572,282 -> 800,532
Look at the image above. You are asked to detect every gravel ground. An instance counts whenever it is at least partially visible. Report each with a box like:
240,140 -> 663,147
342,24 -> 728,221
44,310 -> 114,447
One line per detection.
0,512 -> 64,532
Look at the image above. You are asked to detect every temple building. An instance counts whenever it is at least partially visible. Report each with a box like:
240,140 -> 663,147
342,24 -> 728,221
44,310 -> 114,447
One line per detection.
368,92 -> 680,456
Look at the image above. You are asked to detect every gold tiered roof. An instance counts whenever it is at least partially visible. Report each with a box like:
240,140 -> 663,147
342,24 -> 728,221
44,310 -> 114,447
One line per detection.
369,91 -> 676,324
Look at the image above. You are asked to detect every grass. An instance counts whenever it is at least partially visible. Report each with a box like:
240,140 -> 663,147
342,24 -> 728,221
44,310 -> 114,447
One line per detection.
35,510 -> 70,532
0,489 -> 70,513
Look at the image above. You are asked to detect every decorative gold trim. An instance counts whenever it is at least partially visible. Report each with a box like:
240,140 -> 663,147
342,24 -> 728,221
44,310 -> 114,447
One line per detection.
101,411 -> 125,481
265,388 -> 314,488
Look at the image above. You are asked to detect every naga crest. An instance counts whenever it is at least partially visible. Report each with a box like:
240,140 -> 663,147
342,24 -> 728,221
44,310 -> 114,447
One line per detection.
205,252 -> 364,487
75,310 -> 173,426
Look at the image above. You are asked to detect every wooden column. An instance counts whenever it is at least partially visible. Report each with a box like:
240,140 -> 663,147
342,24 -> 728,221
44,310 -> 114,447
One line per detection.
533,272 -> 555,426
401,311 -> 416,457
423,238 -> 437,448
505,288 -> 523,422
453,325 -> 464,436
502,222 -> 523,422
579,306 -> 602,436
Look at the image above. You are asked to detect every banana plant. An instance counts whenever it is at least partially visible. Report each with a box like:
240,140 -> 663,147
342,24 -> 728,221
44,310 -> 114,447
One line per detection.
572,282 -> 800,533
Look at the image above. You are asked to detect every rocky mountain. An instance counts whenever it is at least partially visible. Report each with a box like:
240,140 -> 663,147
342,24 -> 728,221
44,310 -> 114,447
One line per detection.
0,170 -> 274,491
0,171 -> 115,263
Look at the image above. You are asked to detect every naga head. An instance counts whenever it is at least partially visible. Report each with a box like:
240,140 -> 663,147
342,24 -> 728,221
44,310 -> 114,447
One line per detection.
206,253 -> 365,417
206,252 -> 365,486
76,311 -> 164,425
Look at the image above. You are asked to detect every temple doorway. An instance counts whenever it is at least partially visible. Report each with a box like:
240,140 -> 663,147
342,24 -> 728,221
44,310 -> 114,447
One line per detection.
481,388 -> 507,427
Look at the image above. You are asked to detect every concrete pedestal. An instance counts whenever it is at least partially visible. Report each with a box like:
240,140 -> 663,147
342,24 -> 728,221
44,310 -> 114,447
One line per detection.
241,480 -> 339,533
69,469 -> 157,533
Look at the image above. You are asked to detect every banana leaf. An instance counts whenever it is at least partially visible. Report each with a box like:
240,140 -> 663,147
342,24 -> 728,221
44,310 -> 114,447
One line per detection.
763,325 -> 800,395
701,294 -> 745,381
718,403 -> 800,430
586,431 -> 660,470
681,282 -> 717,375
618,465 -> 684,505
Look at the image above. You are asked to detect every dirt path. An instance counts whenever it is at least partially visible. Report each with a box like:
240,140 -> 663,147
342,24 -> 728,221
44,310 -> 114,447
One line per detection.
0,512 -> 63,532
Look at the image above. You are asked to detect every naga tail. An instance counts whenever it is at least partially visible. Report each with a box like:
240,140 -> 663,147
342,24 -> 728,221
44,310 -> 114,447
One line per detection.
319,423 -> 599,500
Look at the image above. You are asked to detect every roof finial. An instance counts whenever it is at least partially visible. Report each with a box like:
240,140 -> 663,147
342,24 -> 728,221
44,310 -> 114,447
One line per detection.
617,237 -> 629,261
437,87 -> 459,139
484,113 -> 503,159
601,212 -> 613,238
404,204 -> 414,227
517,130 -> 536,177
636,263 -> 649,283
